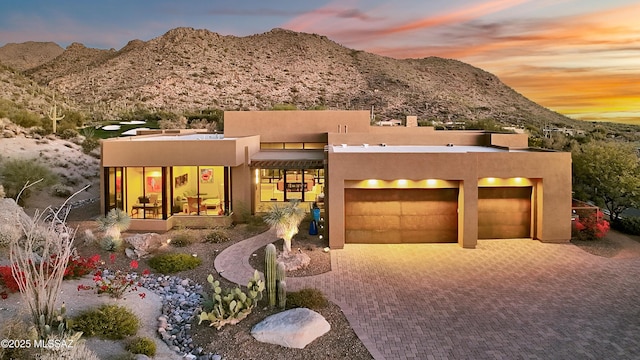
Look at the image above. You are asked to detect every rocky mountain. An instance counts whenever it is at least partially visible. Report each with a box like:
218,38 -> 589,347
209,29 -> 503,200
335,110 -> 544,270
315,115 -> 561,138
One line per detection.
0,41 -> 64,71
4,27 -> 580,128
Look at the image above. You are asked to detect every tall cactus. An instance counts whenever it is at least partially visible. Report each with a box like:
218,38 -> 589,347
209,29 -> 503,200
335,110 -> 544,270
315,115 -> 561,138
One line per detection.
277,280 -> 287,309
265,243 -> 277,306
276,261 -> 287,309
47,93 -> 65,134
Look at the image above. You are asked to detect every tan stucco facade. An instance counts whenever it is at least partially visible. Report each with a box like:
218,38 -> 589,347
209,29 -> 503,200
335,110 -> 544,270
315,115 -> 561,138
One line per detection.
100,110 -> 571,247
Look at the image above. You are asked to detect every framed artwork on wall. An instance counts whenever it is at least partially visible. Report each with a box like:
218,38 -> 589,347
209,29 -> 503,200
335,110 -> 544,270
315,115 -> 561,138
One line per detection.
146,176 -> 162,193
200,168 -> 214,183
174,173 -> 188,188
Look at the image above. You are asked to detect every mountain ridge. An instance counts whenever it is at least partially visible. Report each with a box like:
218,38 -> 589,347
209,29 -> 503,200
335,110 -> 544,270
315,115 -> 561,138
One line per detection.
0,27 -> 584,128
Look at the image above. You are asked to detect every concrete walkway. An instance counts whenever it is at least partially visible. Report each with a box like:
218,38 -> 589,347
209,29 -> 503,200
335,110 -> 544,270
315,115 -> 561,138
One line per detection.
215,233 -> 640,360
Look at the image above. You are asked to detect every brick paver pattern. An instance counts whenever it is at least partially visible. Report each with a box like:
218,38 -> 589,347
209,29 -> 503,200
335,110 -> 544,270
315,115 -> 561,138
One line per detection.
215,235 -> 640,360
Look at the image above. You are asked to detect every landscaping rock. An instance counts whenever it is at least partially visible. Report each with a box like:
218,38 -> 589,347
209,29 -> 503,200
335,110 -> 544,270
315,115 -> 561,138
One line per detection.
277,252 -> 311,271
251,308 -> 330,349
125,233 -> 164,257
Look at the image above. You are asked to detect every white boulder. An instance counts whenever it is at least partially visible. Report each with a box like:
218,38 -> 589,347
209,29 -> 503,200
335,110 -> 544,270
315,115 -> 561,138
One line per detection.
251,308 -> 330,349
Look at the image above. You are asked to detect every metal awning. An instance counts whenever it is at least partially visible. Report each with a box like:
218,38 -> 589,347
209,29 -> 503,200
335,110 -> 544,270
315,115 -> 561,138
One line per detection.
249,150 -> 324,169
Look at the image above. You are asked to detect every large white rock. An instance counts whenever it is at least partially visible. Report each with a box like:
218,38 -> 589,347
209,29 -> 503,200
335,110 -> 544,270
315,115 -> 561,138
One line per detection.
125,233 -> 163,258
251,308 -> 330,349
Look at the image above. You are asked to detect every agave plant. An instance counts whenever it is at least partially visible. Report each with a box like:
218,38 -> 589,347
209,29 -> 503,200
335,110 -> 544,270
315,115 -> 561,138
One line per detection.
96,209 -> 131,244
263,201 -> 306,254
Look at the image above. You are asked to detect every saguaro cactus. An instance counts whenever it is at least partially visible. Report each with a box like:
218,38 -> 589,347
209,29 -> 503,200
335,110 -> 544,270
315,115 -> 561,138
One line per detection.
48,93 -> 65,133
265,243 -> 277,306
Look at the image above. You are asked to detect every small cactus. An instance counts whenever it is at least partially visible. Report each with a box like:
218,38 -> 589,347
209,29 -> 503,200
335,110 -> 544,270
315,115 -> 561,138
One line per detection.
277,280 -> 287,309
265,243 -> 277,306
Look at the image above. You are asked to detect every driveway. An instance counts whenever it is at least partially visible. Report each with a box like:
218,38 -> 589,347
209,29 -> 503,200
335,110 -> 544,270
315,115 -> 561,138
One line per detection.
288,239 -> 640,359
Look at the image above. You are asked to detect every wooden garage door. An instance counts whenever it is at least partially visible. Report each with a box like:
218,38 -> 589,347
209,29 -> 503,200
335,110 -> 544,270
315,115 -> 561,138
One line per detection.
478,187 -> 531,239
345,188 -> 458,244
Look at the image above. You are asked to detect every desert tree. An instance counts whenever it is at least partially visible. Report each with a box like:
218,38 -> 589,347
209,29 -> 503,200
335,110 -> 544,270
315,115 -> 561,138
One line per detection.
572,141 -> 640,224
263,200 -> 306,254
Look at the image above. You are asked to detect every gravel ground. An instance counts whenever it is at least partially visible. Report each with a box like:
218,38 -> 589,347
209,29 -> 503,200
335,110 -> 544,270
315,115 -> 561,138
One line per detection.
64,203 -> 372,360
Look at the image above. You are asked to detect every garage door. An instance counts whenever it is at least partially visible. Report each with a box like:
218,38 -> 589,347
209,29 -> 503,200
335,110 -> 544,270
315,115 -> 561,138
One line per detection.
478,187 -> 531,239
345,188 -> 458,244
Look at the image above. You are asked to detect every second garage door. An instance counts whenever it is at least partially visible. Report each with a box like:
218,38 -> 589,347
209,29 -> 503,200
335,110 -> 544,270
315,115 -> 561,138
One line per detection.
345,188 -> 458,244
478,187 -> 532,239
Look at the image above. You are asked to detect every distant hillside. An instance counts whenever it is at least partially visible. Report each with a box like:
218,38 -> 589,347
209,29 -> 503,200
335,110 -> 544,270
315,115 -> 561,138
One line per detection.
0,41 -> 63,71
2,27 -> 590,129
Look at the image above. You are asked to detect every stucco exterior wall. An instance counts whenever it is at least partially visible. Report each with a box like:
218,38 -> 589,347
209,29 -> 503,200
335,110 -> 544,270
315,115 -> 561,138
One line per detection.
327,149 -> 571,248
224,110 -> 371,142
101,135 -> 260,167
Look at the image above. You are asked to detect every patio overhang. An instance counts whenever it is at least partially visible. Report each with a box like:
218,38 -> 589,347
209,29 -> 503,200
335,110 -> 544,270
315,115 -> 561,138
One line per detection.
249,150 -> 325,169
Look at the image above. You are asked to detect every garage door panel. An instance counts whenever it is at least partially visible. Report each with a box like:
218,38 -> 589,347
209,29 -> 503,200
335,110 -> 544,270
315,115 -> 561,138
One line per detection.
345,230 -> 400,243
401,201 -> 458,215
345,201 -> 401,216
401,230 -> 457,243
478,187 -> 531,239
345,215 -> 401,230
345,188 -> 458,244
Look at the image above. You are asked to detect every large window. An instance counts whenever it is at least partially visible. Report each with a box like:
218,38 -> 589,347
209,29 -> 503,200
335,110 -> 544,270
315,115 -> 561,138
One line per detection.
257,168 -> 324,212
104,165 -> 231,219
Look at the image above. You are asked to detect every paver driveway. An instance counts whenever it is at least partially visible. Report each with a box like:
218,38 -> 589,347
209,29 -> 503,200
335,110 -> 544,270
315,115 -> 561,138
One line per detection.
217,235 -> 640,360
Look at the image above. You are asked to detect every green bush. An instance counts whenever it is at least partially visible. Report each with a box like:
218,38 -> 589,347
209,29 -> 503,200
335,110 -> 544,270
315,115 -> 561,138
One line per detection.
171,231 -> 196,247
148,253 -> 202,274
286,288 -> 329,310
0,158 -> 58,201
614,216 -> 640,235
72,304 -> 139,339
125,336 -> 157,357
81,137 -> 100,154
51,183 -> 73,197
203,229 -> 230,243
59,128 -> 79,139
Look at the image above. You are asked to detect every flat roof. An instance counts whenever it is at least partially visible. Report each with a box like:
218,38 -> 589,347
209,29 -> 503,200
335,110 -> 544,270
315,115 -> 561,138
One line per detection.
331,145 -> 530,153
126,134 -> 228,141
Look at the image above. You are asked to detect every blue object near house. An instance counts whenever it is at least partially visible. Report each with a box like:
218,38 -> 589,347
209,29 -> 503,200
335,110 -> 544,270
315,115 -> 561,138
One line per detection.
309,220 -> 318,235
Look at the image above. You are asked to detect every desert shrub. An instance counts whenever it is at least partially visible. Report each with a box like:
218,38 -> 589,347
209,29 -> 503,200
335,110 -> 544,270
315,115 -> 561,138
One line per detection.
148,253 -> 202,274
72,304 -> 140,339
0,184 -> 5,198
0,158 -> 58,201
11,108 -> 41,128
50,183 -> 73,197
125,336 -> 157,357
171,230 -> 196,247
38,339 -> 100,360
286,288 -> 329,310
0,223 -> 20,247
81,137 -> 100,154
614,216 -> 640,235
203,229 -> 230,243
59,128 -> 79,140
0,316 -> 33,360
30,126 -> 48,136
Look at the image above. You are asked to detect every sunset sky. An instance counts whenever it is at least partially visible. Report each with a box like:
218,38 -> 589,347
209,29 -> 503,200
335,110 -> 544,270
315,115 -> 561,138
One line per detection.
0,0 -> 638,124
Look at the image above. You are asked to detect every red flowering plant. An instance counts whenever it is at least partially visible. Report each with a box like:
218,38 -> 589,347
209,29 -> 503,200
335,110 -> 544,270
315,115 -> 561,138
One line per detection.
573,210 -> 610,241
79,254 -> 149,299
0,265 -> 23,299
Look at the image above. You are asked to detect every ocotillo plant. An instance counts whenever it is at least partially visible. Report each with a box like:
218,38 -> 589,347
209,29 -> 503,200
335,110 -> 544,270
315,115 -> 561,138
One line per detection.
265,243 -> 277,306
